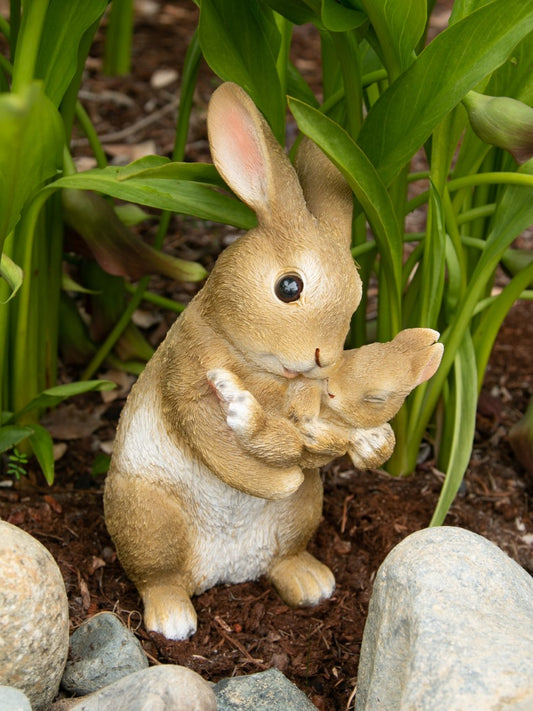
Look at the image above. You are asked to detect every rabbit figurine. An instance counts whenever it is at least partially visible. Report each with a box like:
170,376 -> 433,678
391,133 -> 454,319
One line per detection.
104,82 -> 431,641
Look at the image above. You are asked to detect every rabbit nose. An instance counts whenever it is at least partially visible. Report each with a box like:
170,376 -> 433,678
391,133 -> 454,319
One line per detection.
315,348 -> 322,368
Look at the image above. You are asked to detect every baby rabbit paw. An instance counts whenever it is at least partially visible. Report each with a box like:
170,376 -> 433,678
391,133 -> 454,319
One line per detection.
207,369 -> 264,437
299,416 -> 348,458
348,423 -> 396,469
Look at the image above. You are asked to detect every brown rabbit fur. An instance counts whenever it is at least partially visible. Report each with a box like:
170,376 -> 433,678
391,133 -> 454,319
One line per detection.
104,83 -> 442,641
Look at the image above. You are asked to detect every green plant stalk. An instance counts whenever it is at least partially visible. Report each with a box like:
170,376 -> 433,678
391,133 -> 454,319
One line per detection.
75,100 -> 107,168
329,30 -> 363,138
81,275 -> 150,380
123,282 -> 186,313
61,17 -> 103,136
11,0 -> 50,91
0,15 -> 10,41
406,171 -> 533,214
103,0 -> 134,76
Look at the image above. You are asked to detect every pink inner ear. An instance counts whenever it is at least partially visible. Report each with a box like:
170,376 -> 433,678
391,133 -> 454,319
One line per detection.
215,105 -> 267,207
414,344 -> 444,386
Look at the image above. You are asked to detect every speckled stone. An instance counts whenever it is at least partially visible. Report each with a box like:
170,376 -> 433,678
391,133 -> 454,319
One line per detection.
61,612 -> 148,695
66,665 -> 217,710
214,668 -> 316,710
356,526 -> 533,711
0,520 -> 69,711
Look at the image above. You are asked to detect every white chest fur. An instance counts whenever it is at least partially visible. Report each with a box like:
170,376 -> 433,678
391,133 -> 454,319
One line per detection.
113,389 -> 282,593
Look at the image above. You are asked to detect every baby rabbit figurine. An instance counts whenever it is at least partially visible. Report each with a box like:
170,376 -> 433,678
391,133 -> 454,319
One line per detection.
283,328 -> 444,468
104,82 -> 438,641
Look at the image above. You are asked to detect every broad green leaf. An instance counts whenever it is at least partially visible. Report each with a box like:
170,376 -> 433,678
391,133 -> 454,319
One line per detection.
28,423 -> 55,485
262,0 -> 321,27
321,0 -> 366,32
359,0 -> 425,75
54,172 -> 256,229
117,159 -> 224,185
430,332 -> 478,526
288,97 -> 403,334
358,0 -> 533,185
14,379 -> 115,420
0,425 -> 33,453
35,0 -> 107,106
0,252 -> 23,303
199,0 -> 285,142
0,83 -> 63,243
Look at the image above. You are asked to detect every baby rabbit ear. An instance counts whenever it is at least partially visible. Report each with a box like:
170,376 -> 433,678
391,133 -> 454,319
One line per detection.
207,83 -> 307,225
294,138 -> 353,244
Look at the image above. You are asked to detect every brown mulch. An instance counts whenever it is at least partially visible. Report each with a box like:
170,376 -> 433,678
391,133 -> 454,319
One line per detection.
1,2 -> 532,710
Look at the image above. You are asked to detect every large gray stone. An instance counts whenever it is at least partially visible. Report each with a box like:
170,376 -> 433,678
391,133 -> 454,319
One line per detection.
66,665 -> 216,710
0,686 -> 32,711
356,526 -> 533,711
214,668 -> 316,710
61,612 -> 149,695
0,520 -> 69,711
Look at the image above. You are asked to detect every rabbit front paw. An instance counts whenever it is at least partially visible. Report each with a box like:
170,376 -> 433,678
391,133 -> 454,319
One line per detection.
207,369 -> 264,437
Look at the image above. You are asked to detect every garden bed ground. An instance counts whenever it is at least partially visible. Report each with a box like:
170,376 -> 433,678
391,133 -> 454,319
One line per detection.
0,2 -> 532,709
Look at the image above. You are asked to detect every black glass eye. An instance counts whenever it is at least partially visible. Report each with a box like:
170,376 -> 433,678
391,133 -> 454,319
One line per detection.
274,273 -> 304,303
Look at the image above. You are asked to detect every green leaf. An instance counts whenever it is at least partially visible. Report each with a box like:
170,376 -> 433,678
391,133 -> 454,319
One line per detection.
117,159 -> 224,186
54,172 -> 256,229
359,0 -> 425,75
0,252 -> 23,303
199,0 -> 285,141
321,0 -> 367,32
35,0 -> 108,106
430,332 -> 478,526
358,0 -> 533,184
28,423 -> 55,485
14,379 -> 115,420
0,425 -> 34,453
288,97 -> 403,334
262,0 -> 321,26
0,83 -> 63,243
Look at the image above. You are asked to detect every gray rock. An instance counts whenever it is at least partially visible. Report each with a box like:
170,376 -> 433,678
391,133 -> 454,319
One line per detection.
67,665 -> 217,710
356,526 -> 533,711
0,686 -> 32,711
214,668 -> 316,710
0,521 -> 69,711
61,612 -> 149,695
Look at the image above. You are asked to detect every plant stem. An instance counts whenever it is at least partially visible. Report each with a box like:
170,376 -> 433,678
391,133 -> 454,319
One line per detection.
11,0 -> 50,91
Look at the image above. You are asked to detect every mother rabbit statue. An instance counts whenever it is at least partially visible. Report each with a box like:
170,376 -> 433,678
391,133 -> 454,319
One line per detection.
104,82 -> 442,640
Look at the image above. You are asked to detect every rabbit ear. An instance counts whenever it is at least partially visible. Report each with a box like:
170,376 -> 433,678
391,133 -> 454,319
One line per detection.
294,138 -> 353,244
207,83 -> 307,225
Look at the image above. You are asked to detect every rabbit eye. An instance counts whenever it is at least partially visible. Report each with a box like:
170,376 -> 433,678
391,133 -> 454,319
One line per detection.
275,273 -> 304,303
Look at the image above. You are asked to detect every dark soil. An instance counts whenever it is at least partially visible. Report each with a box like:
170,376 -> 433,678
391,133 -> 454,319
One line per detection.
1,3 -> 532,710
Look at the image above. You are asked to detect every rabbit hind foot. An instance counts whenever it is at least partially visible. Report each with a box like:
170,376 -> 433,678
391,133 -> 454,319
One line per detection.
268,550 -> 335,607
142,583 -> 197,640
